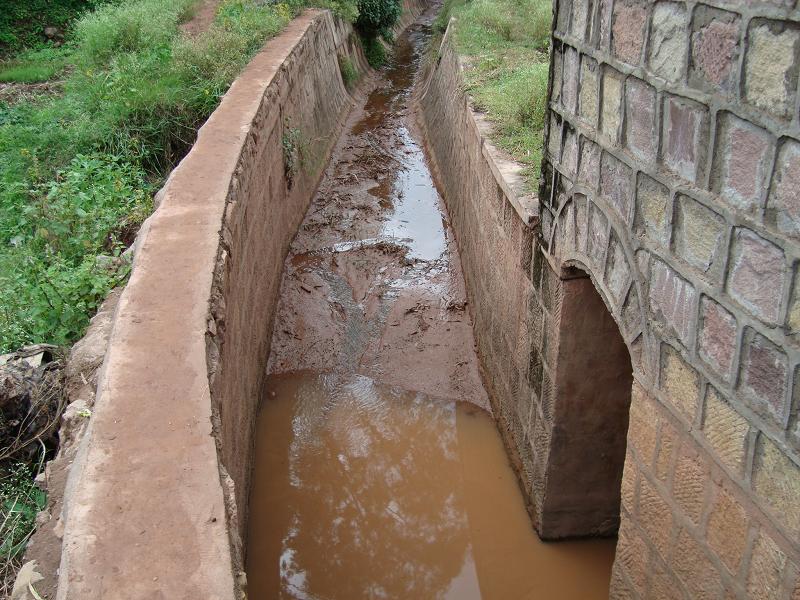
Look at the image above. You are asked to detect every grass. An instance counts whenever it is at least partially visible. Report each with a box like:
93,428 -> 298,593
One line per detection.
435,0 -> 551,186
0,0 -> 374,354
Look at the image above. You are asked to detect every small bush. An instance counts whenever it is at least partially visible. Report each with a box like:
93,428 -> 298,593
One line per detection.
361,35 -> 387,68
356,0 -> 401,37
0,462 -> 46,561
338,54 -> 359,88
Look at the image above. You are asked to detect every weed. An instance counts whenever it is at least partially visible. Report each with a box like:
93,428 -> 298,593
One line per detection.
440,0 -> 551,186
282,122 -> 302,187
338,54 -> 359,89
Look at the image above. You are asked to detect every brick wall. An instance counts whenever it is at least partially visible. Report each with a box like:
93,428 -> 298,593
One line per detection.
540,0 -> 800,597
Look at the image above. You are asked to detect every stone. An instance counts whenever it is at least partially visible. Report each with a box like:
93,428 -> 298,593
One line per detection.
714,113 -> 772,214
650,260 -> 697,347
588,202 -> 610,264
689,6 -> 740,95
635,173 -> 669,246
673,528 -> 724,599
654,419 -> 677,481
660,344 -> 701,422
638,477 -> 672,555
752,435 -> 800,535
672,444 -> 705,524
571,0 -> 588,40
615,519 -> 649,596
740,330 -> 788,421
600,152 -> 633,223
706,487 -> 748,574
562,128 -> 579,178
698,297 -> 737,381
556,0 -> 571,34
662,96 -> 709,184
744,20 -> 800,120
628,381 -> 658,465
598,0 -> 612,49
620,450 -> 637,512
648,2 -> 689,83
789,272 -> 800,334
548,113 -> 561,160
551,51 -> 562,104
579,57 -> 599,126
625,77 -> 657,162
562,46 -> 580,113
702,386 -> 748,475
601,67 -> 624,143
612,0 -> 647,65
605,234 -> 630,304
578,138 -> 600,189
727,228 -> 786,324
746,528 -> 788,600
767,138 -> 800,240
648,561 -> 684,600
673,195 -> 725,274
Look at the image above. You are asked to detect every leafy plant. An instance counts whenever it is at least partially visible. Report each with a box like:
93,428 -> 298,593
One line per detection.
338,54 -> 359,89
355,0 -> 401,37
0,461 -> 46,560
361,35 -> 387,68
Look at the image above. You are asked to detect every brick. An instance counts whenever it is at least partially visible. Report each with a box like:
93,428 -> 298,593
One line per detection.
707,487 -> 748,574
562,46 -> 579,113
655,419 -> 678,481
740,329 -> 789,420
588,202 -> 609,266
727,228 -> 786,324
548,114 -> 562,160
616,519 -> 649,596
638,477 -> 673,556
625,77 -> 657,162
672,444 -> 706,524
621,450 -> 637,512
579,57 -> 599,126
767,139 -> 800,240
600,152 -> 633,224
702,386 -> 748,475
605,234 -> 631,304
662,96 -> 709,184
552,50 -> 562,105
598,0 -> 612,49
648,561 -> 684,600
744,20 -> 800,120
746,529 -> 787,600
752,435 -> 800,535
650,260 -> 697,347
789,272 -> 800,334
673,528 -> 724,599
629,381 -> 658,464
612,0 -> 647,65
714,114 -> 772,214
635,173 -> 669,246
578,138 -> 600,189
648,2 -> 689,83
562,128 -> 579,178
698,298 -> 737,381
689,6 -> 741,95
601,67 -> 624,144
661,345 -> 701,422
673,195 -> 725,274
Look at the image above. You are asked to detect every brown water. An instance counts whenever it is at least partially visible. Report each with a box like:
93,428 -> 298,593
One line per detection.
247,5 -> 616,598
247,373 -> 616,599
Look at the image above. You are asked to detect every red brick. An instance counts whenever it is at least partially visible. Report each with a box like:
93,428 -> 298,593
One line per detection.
690,7 -> 741,94
662,96 -> 709,184
698,296 -> 737,381
625,77 -> 657,162
714,113 -> 772,214
612,0 -> 647,65
740,329 -> 789,421
767,138 -> 800,240
727,228 -> 786,324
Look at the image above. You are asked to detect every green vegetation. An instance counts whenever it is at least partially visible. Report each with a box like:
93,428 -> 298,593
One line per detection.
362,35 -> 388,68
0,0 -> 406,354
0,0 -> 104,54
435,0 -> 551,185
338,54 -> 359,89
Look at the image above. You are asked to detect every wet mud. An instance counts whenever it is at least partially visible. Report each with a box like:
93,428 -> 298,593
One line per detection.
248,5 -> 616,598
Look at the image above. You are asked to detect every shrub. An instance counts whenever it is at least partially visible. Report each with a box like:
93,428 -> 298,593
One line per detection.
338,54 -> 359,88
356,0 -> 401,37
361,35 -> 387,68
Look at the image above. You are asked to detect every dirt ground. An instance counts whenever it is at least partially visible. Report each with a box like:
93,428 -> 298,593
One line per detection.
266,4 -> 489,410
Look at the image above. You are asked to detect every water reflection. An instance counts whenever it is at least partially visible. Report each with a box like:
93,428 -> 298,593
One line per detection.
246,373 -> 616,600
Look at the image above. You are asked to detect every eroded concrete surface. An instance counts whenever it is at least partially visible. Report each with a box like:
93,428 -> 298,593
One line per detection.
248,7 -> 616,599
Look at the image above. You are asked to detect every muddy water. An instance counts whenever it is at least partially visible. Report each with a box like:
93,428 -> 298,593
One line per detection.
247,6 -> 616,599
